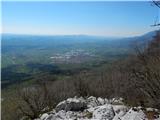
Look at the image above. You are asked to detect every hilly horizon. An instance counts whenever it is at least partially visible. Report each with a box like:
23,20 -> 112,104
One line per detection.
2,30 -> 157,39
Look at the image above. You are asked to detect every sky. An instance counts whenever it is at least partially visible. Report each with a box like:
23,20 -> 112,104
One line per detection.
1,1 -> 159,37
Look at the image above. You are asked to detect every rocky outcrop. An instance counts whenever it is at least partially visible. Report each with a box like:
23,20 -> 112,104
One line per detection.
35,96 -> 160,120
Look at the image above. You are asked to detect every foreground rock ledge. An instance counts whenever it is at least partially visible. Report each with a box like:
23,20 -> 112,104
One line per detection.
35,96 -> 160,120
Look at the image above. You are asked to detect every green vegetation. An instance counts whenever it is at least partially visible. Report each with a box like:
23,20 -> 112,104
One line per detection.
2,34 -> 133,88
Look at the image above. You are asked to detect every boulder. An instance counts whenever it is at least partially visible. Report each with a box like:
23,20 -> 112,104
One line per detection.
44,114 -> 62,120
87,96 -> 99,108
93,104 -> 115,120
55,97 -> 87,112
121,108 -> 146,120
97,97 -> 106,105
111,98 -> 124,105
87,96 -> 109,108
112,105 -> 128,120
40,113 -> 49,120
112,105 -> 128,115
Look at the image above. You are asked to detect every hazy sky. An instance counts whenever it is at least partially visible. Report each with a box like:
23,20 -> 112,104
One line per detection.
2,1 -> 159,37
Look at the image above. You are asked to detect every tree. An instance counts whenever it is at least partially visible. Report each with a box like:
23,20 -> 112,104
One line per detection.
17,82 -> 55,119
151,0 -> 160,26
131,31 -> 160,108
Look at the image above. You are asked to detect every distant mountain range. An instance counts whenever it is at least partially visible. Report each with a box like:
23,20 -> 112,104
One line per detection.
2,30 -> 157,41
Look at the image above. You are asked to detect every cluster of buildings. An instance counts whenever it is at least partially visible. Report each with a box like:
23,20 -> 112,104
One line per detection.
50,49 -> 93,63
